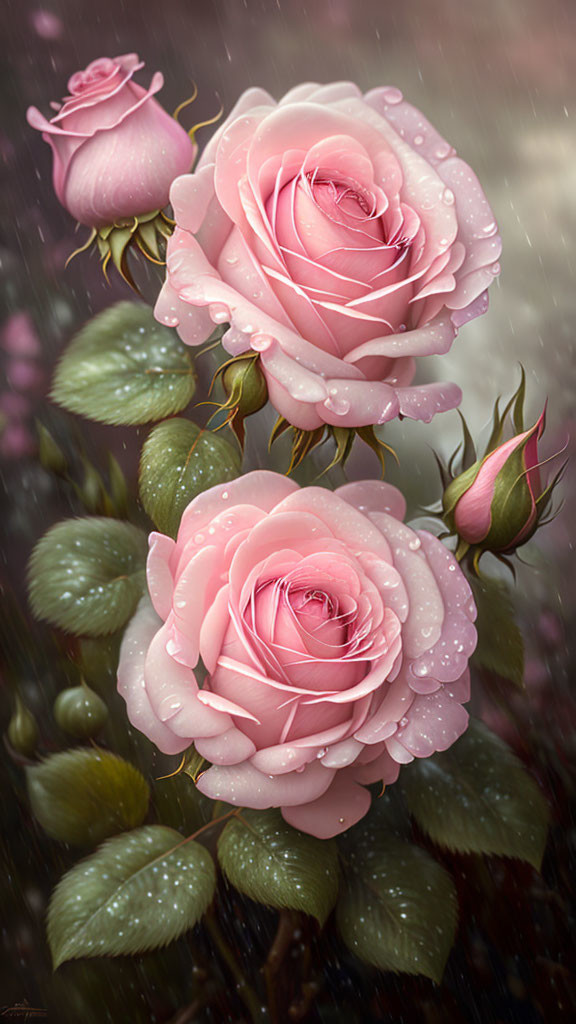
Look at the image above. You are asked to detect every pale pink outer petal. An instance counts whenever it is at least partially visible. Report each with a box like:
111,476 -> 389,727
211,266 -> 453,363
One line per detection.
404,531 -> 477,687
281,772 -> 371,839
196,87 -> 276,171
147,532 -> 175,620
144,623 -> 231,740
176,470 -> 299,546
351,747 -> 401,785
368,513 -> 445,659
117,598 -> 190,755
393,687 -> 469,758
395,381 -> 462,422
196,759 -> 336,808
194,728 -> 257,765
335,479 -> 407,521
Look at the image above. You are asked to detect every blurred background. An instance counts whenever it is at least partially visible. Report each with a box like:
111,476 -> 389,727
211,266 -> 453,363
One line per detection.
1,0 -> 575,1021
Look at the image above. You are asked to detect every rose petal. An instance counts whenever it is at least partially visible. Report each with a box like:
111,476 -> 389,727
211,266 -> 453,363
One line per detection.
281,771 -> 371,838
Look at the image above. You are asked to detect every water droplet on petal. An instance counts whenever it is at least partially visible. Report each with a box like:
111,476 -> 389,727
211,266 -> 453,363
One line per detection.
435,142 -> 451,160
442,188 -> 455,206
209,303 -> 230,324
382,86 -> 403,105
414,134 -> 424,146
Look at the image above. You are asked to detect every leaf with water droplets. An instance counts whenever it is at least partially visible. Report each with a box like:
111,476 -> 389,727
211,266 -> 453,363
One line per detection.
470,576 -> 525,689
48,825 -> 215,967
51,302 -> 196,425
28,517 -> 147,636
139,418 -> 242,538
217,809 -> 339,925
336,834 -> 457,983
26,748 -> 150,846
399,719 -> 549,868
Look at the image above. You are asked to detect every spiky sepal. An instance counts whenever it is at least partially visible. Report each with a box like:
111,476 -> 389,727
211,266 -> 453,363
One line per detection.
66,209 -> 174,289
269,418 -> 398,477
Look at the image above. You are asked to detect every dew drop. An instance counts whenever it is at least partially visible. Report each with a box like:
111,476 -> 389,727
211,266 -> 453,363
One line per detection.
414,134 -> 424,146
382,86 -> 403,105
435,142 -> 451,160
194,532 -> 205,544
209,303 -> 230,324
442,188 -> 455,206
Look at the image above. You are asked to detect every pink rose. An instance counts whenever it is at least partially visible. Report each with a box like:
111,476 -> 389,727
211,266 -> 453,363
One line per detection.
27,54 -> 196,229
118,471 -> 476,838
446,407 -> 556,553
155,82 -> 501,431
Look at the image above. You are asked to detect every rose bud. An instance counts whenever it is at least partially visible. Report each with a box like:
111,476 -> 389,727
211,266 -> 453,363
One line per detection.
27,54 -> 196,284
215,353 -> 268,446
443,406 -> 566,565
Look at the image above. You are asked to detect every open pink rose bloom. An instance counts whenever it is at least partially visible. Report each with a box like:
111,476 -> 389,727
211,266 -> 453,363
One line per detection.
156,82 -> 501,431
118,471 -> 477,838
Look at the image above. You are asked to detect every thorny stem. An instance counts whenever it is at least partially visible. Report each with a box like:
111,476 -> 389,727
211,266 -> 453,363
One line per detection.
205,908 -> 267,1024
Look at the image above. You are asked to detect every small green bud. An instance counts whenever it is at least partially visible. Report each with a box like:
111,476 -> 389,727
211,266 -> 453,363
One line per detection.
7,694 -> 39,758
54,681 -> 108,739
37,421 -> 67,476
222,355 -> 268,417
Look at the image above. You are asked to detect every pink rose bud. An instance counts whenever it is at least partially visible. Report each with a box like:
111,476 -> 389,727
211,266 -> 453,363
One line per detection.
443,406 -> 564,556
27,54 -> 196,229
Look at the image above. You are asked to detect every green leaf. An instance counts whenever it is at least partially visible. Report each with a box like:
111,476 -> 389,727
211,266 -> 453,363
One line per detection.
139,418 -> 242,538
399,719 -> 549,869
26,748 -> 150,846
47,825 -> 215,966
470,575 -> 525,688
51,302 -> 196,426
217,809 -> 339,926
337,835 -> 457,983
28,517 -> 147,636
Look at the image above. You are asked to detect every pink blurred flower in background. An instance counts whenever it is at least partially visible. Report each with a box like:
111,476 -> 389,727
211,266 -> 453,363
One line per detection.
118,471 -> 476,838
26,54 -> 196,229
156,82 -> 501,432
0,312 -> 44,460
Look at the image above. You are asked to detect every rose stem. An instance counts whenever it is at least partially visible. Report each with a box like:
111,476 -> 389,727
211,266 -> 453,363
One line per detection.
263,909 -> 298,1023
204,907 -> 267,1023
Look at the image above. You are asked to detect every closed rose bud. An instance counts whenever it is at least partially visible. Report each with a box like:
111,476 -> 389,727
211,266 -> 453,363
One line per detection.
7,694 -> 39,758
443,407 -> 562,556
27,54 -> 196,282
54,681 -> 108,738
222,355 -> 268,418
